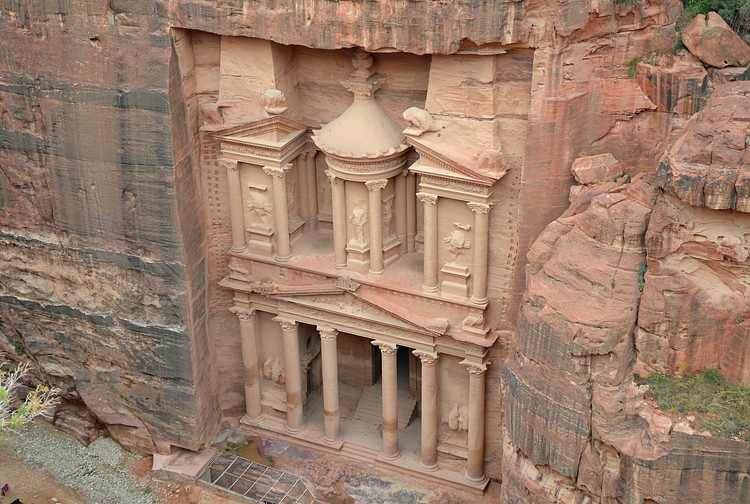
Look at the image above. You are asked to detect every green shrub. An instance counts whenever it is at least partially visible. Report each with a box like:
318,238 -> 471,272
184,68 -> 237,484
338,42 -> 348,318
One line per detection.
628,56 -> 643,78
637,369 -> 750,442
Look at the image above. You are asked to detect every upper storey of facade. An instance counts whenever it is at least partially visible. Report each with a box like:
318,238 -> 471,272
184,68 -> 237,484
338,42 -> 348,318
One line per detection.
213,45 -> 514,353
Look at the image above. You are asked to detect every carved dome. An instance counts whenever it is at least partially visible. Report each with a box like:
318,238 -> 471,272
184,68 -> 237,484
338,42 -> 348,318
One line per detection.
312,49 -> 409,160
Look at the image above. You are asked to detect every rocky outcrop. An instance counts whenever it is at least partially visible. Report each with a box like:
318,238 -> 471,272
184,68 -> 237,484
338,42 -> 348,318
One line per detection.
657,82 -> 750,211
682,12 -> 750,68
502,83 -> 750,503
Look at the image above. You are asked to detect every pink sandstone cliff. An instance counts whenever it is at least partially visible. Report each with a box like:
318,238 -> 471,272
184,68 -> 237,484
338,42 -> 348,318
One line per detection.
502,82 -> 750,503
1,0 -> 747,498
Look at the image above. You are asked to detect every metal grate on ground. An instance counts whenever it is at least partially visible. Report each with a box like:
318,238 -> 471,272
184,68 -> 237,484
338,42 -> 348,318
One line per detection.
199,453 -> 324,504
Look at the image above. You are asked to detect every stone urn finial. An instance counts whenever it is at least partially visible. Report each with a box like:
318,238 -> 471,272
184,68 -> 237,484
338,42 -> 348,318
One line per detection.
260,89 -> 288,116
351,48 -> 374,81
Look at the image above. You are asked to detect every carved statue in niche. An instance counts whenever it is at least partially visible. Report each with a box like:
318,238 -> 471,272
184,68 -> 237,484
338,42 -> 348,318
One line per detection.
349,204 -> 368,247
286,180 -> 299,219
448,404 -> 469,432
382,194 -> 395,239
262,358 -> 285,385
444,222 -> 472,262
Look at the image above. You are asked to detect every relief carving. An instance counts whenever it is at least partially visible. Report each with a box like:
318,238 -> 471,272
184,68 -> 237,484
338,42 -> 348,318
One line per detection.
262,357 -> 285,385
448,404 -> 469,432
382,194 -> 395,239
403,107 -> 440,136
444,222 -> 472,262
349,204 -> 369,247
260,89 -> 288,116
463,313 -> 484,329
286,179 -> 299,219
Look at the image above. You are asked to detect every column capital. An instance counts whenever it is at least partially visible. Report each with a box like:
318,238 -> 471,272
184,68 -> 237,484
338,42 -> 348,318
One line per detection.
467,201 -> 493,214
366,179 -> 388,191
263,164 -> 292,178
372,340 -> 398,355
413,349 -> 439,365
417,192 -> 438,205
460,358 -> 488,375
317,326 -> 338,341
301,149 -> 317,160
229,306 -> 256,321
325,169 -> 340,183
219,158 -> 239,171
273,316 -> 298,332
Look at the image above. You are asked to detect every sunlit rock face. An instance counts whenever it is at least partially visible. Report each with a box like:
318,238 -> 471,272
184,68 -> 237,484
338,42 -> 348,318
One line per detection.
4,0 -> 746,497
502,82 -> 750,503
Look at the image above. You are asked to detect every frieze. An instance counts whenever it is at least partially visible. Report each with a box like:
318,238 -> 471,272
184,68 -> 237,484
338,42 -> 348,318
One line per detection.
420,174 -> 490,195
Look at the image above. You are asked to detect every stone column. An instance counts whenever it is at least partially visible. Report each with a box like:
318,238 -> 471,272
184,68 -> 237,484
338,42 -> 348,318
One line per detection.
468,202 -> 492,304
305,150 -> 319,220
327,170 -> 347,269
230,307 -> 262,422
276,317 -> 303,433
461,360 -> 488,483
318,326 -> 341,444
263,164 -> 293,261
417,192 -> 439,292
395,171 -> 408,254
373,340 -> 400,460
366,180 -> 388,275
407,173 -> 417,252
296,155 -> 311,221
414,350 -> 439,471
222,159 -> 247,252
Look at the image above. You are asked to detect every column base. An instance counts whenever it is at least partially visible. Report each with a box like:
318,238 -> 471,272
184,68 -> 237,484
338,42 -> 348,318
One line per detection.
275,254 -> 291,262
369,268 -> 384,276
240,413 -> 263,426
323,436 -> 344,449
230,246 -> 248,253
285,425 -> 303,435
465,472 -> 488,485
333,261 -> 346,270
420,460 -> 439,472
470,296 -> 489,305
380,450 -> 402,462
422,283 -> 439,293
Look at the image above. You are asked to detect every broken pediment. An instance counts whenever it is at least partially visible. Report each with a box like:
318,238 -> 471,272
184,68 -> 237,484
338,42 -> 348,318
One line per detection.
214,115 -> 308,165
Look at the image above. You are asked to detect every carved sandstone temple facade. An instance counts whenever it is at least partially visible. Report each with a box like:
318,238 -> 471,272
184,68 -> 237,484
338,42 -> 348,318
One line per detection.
211,47 -> 512,491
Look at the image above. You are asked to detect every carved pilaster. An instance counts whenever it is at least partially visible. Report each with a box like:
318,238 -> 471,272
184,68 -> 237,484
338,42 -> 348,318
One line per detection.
417,192 -> 439,292
327,169 -> 347,269
264,164 -> 293,261
366,180 -> 388,275
468,202 -> 493,304
460,358 -> 489,484
414,349 -> 439,471
373,339 -> 400,460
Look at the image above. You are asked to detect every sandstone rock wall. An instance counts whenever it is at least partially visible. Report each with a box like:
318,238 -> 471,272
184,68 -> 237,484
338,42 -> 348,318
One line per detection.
501,82 -> 750,503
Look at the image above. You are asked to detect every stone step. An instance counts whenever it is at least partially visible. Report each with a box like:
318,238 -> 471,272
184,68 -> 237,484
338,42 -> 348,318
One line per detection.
353,383 -> 417,431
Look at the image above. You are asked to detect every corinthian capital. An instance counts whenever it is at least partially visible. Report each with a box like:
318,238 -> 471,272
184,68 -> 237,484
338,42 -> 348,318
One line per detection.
219,158 -> 239,171
273,316 -> 298,332
366,179 -> 388,192
317,326 -> 338,341
467,202 -> 493,214
416,192 -> 438,205
229,306 -> 255,321
263,164 -> 292,178
372,340 -> 398,355
413,349 -> 439,365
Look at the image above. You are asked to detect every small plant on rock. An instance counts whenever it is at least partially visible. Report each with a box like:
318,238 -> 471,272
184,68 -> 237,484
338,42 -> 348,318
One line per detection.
0,357 -> 60,431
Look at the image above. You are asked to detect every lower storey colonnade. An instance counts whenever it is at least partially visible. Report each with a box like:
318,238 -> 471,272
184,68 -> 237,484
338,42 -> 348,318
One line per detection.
231,307 -> 489,485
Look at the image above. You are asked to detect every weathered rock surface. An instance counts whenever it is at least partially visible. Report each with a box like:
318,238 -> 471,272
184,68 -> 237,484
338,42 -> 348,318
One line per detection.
571,153 -> 623,185
502,78 -> 750,504
635,51 -> 709,117
682,12 -> 750,68
657,82 -> 750,211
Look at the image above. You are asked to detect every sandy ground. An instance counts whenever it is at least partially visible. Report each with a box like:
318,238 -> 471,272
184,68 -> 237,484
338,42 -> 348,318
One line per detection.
0,421 -> 502,504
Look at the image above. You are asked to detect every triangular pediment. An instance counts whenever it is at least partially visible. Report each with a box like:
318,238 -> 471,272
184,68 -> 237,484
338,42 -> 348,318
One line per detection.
405,133 -> 497,186
275,291 -> 445,336
214,116 -> 307,148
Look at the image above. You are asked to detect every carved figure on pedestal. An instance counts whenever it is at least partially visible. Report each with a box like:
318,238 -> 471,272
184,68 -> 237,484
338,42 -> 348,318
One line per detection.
247,195 -> 273,226
286,180 -> 299,220
448,404 -> 469,432
444,222 -> 472,262
349,205 -> 368,247
262,358 -> 285,385
382,195 -> 395,239
260,89 -> 288,116
476,148 -> 508,179
403,107 -> 440,136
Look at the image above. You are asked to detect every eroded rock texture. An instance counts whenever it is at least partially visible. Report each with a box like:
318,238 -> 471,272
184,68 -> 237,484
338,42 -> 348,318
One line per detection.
502,84 -> 750,503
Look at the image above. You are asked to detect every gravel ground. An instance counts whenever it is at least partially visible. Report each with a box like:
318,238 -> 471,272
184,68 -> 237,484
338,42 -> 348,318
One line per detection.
0,421 -> 156,504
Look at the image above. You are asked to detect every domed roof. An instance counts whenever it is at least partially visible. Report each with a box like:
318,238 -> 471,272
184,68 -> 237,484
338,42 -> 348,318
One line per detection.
312,50 -> 409,160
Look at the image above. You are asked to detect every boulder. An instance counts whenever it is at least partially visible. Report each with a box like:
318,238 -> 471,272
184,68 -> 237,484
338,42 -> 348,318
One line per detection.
571,153 -> 623,184
635,51 -> 709,117
682,12 -> 750,68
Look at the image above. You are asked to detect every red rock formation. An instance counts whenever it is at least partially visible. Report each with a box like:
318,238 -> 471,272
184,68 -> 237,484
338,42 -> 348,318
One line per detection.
682,12 -> 750,68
